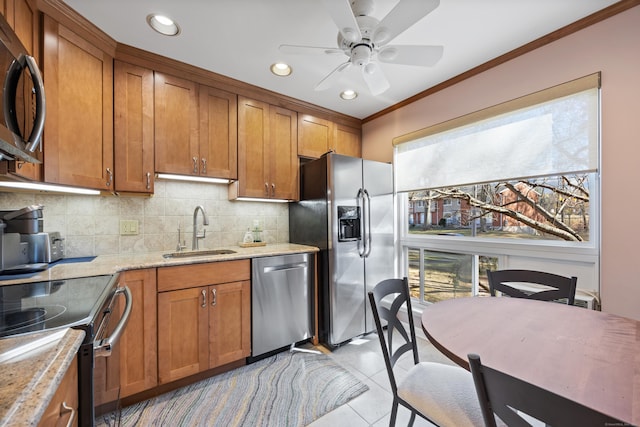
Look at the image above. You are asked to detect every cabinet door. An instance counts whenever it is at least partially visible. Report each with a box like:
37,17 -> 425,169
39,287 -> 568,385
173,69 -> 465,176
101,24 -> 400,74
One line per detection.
270,106 -> 298,200
114,61 -> 154,193
209,280 -> 251,367
298,114 -> 333,159
154,72 -> 199,176
42,15 -> 114,189
199,85 -> 237,179
118,269 -> 157,397
334,123 -> 362,158
158,287 -> 209,383
38,355 -> 78,427
237,97 -> 269,198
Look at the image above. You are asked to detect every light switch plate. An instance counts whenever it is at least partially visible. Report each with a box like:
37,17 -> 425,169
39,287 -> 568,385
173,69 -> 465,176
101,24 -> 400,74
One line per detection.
120,219 -> 139,236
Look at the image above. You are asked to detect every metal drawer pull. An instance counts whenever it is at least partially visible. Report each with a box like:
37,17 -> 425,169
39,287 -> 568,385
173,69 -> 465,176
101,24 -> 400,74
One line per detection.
193,156 -> 199,174
146,172 -> 151,190
201,158 -> 207,174
60,401 -> 76,427
201,289 -> 207,308
211,288 -> 217,306
263,263 -> 307,273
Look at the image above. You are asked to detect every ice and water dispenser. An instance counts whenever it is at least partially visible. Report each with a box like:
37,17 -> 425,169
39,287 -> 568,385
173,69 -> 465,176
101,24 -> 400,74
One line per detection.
338,206 -> 361,242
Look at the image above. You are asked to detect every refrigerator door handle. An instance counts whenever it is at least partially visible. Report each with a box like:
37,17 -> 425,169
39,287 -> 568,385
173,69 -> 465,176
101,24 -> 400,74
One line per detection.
363,189 -> 372,257
357,188 -> 366,258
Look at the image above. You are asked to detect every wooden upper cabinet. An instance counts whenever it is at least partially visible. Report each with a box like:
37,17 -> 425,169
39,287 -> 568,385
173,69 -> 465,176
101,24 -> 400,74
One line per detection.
270,106 -> 298,200
42,15 -> 114,190
298,114 -> 333,159
298,114 -> 362,159
199,85 -> 237,180
114,61 -> 154,193
154,71 -> 199,176
232,97 -> 297,200
335,123 -> 362,158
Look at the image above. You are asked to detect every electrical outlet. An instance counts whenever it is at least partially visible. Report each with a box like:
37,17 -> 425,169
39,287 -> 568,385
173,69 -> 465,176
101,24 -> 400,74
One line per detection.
120,220 -> 139,236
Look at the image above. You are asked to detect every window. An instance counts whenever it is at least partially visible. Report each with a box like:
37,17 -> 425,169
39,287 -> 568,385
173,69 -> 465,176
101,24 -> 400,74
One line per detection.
394,73 -> 600,304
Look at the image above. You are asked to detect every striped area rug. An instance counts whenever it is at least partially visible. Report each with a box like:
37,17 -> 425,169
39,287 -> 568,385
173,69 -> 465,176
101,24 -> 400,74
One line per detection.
98,351 -> 368,427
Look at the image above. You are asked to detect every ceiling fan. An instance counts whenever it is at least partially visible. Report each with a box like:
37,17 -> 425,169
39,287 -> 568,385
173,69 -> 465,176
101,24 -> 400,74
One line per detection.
279,0 -> 443,96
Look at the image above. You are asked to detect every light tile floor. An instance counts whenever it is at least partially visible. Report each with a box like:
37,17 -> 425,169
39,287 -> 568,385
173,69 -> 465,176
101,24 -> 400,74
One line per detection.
307,328 -> 458,427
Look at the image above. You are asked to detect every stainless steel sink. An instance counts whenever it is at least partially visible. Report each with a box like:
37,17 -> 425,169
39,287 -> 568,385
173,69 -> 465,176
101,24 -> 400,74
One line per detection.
163,249 -> 237,259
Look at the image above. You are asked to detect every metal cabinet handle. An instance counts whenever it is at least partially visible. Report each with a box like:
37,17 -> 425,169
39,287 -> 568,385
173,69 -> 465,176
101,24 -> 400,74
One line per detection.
264,182 -> 269,196
271,183 -> 275,197
201,289 -> 207,308
106,168 -> 113,187
146,172 -> 151,190
211,288 -> 217,306
193,156 -> 199,174
201,158 -> 207,174
60,401 -> 76,427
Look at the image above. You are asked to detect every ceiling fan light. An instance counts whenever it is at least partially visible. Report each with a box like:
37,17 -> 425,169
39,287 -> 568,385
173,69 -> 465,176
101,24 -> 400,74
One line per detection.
270,62 -> 292,76
342,28 -> 358,42
147,14 -> 180,36
378,47 -> 397,62
364,63 -> 377,75
373,28 -> 390,44
340,90 -> 358,100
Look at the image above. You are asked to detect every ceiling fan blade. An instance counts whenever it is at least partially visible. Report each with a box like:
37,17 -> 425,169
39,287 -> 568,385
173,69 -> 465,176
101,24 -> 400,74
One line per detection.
315,61 -> 352,91
362,62 -> 390,96
279,44 -> 344,55
377,45 -> 443,66
320,0 -> 362,43
373,0 -> 440,46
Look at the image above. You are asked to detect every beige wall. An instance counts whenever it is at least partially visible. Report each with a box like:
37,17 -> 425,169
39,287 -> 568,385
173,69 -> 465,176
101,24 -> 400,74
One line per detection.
362,6 -> 640,319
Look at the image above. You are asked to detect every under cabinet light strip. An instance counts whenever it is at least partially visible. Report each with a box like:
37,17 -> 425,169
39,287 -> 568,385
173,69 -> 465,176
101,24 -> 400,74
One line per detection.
0,181 -> 100,195
155,173 -> 232,184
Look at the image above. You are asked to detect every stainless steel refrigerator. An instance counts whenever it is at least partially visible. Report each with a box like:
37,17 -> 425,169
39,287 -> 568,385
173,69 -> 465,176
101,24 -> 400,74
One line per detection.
289,153 -> 395,348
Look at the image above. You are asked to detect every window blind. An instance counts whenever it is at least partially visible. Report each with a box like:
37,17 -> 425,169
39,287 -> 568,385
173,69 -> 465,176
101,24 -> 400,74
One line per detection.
393,73 -> 600,193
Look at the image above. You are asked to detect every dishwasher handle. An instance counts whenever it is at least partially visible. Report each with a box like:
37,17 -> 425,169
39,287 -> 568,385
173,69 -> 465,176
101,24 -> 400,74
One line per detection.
262,262 -> 307,273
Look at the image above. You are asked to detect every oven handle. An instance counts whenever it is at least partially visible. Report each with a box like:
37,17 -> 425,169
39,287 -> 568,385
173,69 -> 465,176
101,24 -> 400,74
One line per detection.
94,286 -> 132,358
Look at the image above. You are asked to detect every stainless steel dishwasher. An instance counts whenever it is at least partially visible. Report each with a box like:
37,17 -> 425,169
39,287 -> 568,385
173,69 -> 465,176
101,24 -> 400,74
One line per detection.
251,253 -> 314,358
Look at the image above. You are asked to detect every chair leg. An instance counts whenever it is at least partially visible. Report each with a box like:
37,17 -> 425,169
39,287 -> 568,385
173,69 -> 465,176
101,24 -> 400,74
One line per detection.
389,398 -> 399,427
408,411 -> 416,427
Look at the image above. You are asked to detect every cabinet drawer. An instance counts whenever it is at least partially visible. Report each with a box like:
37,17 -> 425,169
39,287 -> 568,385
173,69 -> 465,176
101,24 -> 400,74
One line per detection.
158,260 -> 250,292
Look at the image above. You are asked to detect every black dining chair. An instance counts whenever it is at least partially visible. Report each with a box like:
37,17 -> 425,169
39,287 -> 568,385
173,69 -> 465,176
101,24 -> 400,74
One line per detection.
368,278 -> 484,427
467,353 -> 625,427
486,269 -> 577,305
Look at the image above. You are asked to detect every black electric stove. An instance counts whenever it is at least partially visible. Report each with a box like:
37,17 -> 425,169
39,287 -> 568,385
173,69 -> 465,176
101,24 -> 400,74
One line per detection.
0,274 -> 128,427
0,275 -> 116,338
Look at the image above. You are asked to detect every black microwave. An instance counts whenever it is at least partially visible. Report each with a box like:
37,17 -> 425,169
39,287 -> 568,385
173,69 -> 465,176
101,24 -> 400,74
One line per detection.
0,14 -> 45,164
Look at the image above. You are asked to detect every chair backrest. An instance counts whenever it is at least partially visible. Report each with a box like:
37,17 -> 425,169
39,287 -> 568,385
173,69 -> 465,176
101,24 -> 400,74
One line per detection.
368,277 -> 418,395
486,269 -> 577,305
467,353 -> 624,427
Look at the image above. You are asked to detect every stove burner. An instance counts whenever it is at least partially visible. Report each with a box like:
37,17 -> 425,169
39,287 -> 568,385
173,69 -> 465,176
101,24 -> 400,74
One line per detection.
0,304 -> 67,337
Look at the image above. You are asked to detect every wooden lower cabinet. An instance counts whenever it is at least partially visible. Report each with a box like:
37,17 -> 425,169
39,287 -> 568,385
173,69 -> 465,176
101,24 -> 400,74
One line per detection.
157,260 -> 251,384
94,269 -> 157,409
38,355 -> 78,427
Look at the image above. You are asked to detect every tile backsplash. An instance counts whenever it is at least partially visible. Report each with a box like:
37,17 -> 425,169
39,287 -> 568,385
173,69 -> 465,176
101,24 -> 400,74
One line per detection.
0,180 -> 289,258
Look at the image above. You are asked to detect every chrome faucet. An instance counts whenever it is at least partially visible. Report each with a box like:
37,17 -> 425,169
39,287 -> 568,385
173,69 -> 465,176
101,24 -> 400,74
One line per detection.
192,205 -> 209,250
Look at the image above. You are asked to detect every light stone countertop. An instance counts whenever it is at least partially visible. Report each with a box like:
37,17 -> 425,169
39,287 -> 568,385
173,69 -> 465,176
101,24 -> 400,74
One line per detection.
0,243 -> 318,426
0,328 -> 85,427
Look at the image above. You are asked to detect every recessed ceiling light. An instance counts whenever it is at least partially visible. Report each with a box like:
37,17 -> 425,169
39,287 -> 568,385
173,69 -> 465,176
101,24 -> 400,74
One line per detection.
147,14 -> 180,36
340,90 -> 358,100
270,63 -> 292,77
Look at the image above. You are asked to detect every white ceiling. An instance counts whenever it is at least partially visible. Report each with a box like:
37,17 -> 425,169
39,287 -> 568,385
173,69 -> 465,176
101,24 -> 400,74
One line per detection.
63,0 -> 619,120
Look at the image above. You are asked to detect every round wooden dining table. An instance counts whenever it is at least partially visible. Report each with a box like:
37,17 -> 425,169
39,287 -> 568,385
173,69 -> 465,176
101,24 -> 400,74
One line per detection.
421,296 -> 640,426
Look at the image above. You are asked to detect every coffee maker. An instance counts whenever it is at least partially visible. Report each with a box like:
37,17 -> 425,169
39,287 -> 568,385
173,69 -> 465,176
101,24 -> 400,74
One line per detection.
0,205 -> 64,273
